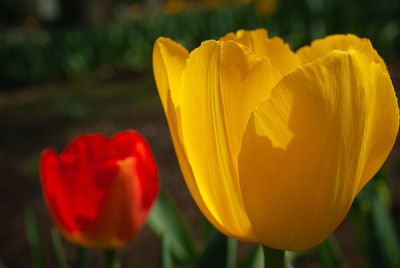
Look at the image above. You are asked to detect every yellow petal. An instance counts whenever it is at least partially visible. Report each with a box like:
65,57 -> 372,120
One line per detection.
164,93 -> 231,236
220,29 -> 300,75
178,40 -> 280,241
152,37 -> 235,237
152,37 -> 189,110
238,50 -> 399,251
297,34 -> 387,71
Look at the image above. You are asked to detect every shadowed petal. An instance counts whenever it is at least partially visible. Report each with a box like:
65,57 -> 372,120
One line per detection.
297,34 -> 387,71
238,50 -> 399,251
220,29 -> 300,75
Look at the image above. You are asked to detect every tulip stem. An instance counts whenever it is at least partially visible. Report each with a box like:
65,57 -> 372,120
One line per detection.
262,245 -> 285,268
104,250 -> 120,268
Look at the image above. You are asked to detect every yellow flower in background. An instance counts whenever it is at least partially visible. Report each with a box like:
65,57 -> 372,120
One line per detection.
164,0 -> 186,14
152,29 -> 399,251
255,0 -> 277,17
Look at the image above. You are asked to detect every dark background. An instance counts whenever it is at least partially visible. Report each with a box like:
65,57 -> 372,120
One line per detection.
1,0 -> 400,267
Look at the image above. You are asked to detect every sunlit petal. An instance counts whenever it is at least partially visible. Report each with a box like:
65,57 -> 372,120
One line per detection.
152,37 -> 229,235
153,36 -> 189,110
178,40 -> 280,240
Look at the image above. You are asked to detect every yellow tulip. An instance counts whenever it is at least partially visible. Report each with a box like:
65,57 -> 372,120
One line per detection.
152,29 -> 399,251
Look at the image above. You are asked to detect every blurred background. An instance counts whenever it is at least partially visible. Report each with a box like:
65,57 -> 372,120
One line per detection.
1,0 -> 400,267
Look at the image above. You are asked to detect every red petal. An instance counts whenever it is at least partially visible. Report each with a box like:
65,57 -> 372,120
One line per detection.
39,130 -> 160,248
61,133 -> 118,167
40,149 -> 78,232
112,130 -> 159,211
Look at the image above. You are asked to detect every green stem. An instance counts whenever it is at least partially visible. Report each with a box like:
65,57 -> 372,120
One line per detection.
104,250 -> 120,268
262,245 -> 285,268
50,229 -> 68,268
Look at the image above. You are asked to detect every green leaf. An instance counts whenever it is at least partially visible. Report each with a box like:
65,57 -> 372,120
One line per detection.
250,245 -> 264,268
350,166 -> 400,268
147,188 -> 197,263
196,229 -> 237,268
314,236 -> 346,268
50,228 -> 68,268
370,195 -> 400,268
25,210 -> 46,268
159,236 -> 174,268
226,236 -> 237,268
284,251 -> 302,268
238,245 -> 301,268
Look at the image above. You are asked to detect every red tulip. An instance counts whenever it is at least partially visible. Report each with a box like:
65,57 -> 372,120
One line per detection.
40,130 -> 159,248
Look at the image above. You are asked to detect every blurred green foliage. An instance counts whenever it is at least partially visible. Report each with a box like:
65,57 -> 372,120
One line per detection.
25,210 -> 46,268
1,0 -> 400,88
350,167 -> 400,268
8,0 -> 400,266
147,189 -> 198,263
